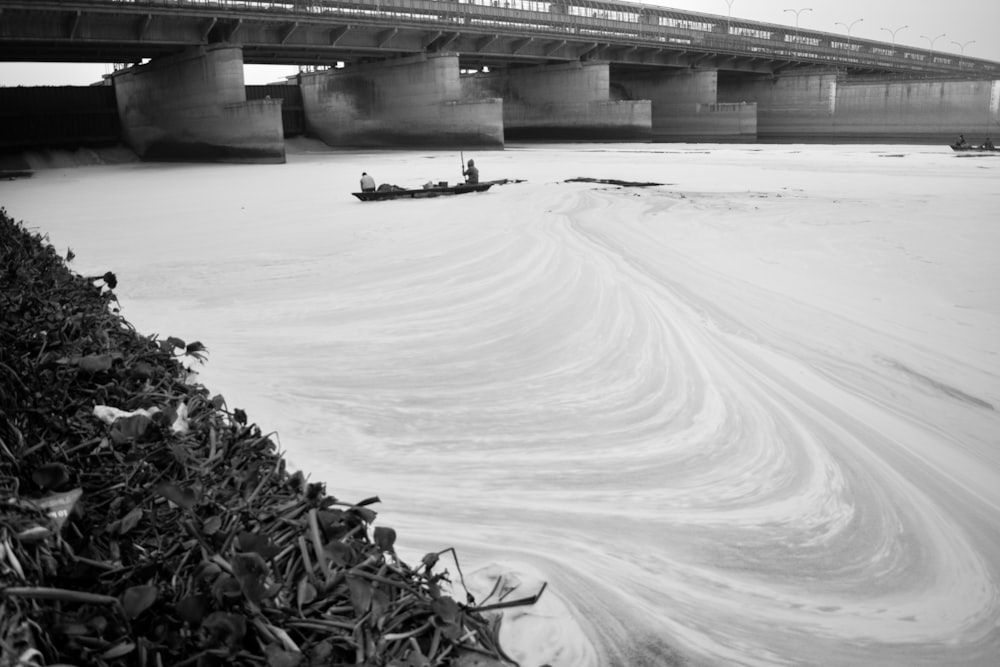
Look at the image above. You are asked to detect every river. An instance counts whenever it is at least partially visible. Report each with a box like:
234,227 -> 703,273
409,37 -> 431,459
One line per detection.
3,142 -> 999,666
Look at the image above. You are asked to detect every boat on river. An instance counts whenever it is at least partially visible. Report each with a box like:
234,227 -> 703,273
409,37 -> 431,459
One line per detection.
352,181 -> 493,201
950,144 -> 999,153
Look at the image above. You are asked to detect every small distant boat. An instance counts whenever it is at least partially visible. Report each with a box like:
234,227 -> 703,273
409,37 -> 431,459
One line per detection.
950,144 -> 999,153
353,181 -> 494,201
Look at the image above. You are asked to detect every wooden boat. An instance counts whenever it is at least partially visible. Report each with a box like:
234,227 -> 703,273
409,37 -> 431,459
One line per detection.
950,144 -> 999,153
353,181 -> 493,201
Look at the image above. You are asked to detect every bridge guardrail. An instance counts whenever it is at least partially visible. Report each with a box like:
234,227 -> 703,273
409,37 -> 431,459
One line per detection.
11,0 -> 1000,75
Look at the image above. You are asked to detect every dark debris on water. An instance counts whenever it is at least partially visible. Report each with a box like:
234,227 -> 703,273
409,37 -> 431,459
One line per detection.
0,208 -> 542,667
563,178 -> 663,187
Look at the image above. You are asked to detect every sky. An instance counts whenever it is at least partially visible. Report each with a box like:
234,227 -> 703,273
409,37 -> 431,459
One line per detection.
0,0 -> 997,86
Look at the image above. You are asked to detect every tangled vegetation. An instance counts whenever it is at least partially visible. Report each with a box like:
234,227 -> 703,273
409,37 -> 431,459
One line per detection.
0,208 -> 541,667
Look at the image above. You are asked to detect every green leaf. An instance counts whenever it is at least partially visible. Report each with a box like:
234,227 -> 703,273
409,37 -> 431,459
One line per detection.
130,360 -> 155,380
264,644 -> 303,667
164,336 -> 186,350
203,612 -> 246,649
203,515 -> 223,536
422,552 -> 439,571
176,595 -> 207,625
237,532 -> 281,560
118,506 -> 143,535
346,575 -> 373,616
323,540 -> 355,568
121,585 -> 157,620
155,482 -> 198,509
373,526 -> 396,553
296,578 -> 317,609
431,596 -> 460,624
231,552 -> 269,604
31,463 -> 72,491
349,506 -> 377,524
110,414 -> 153,445
211,574 -> 242,603
100,642 -> 136,660
76,354 -> 113,373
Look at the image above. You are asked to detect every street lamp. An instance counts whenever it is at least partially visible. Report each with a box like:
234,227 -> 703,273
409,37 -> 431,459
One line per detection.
723,0 -> 735,34
920,33 -> 946,51
835,18 -> 864,49
783,7 -> 812,44
880,24 -> 907,48
951,39 -> 975,56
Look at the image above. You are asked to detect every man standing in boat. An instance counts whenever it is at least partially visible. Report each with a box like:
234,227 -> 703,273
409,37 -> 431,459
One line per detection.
463,159 -> 479,185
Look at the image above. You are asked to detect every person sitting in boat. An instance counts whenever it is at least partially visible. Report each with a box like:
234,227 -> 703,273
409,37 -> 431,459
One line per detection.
360,172 -> 376,192
983,137 -> 995,150
956,134 -> 968,147
463,159 -> 479,185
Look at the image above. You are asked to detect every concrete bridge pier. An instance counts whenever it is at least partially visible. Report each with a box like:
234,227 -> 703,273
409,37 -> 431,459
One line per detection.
719,72 -> 999,142
831,78 -> 1000,142
718,71 -> 837,141
299,53 -> 503,148
616,69 -> 756,141
112,45 -> 285,163
463,61 -> 651,140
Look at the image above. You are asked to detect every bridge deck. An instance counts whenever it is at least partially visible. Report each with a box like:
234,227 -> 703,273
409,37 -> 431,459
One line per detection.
0,0 -> 996,77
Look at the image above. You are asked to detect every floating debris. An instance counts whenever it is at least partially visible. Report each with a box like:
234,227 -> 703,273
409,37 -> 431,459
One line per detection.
563,178 -> 663,187
0,208 -> 540,667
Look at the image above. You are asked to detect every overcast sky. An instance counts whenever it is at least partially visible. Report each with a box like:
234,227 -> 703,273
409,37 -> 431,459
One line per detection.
0,0 -> 997,86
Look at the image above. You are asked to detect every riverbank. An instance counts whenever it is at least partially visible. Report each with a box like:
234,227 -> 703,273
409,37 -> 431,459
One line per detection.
0,207 -> 518,667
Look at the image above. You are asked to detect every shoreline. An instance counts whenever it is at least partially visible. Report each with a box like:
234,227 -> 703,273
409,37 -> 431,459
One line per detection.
0,208 -> 517,666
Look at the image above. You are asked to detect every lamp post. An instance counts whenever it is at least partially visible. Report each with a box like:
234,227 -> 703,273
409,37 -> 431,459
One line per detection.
880,24 -> 907,49
920,33 -> 946,51
723,0 -> 735,35
783,7 -> 812,44
835,18 -> 863,49
951,39 -> 975,56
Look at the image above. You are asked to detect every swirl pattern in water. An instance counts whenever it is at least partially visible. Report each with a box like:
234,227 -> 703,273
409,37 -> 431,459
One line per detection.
9,145 -> 999,666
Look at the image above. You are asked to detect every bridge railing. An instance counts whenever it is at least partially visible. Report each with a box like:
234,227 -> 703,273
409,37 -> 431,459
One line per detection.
85,0 -> 1000,74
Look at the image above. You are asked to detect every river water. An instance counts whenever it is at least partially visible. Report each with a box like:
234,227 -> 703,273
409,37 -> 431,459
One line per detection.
4,143 -> 999,666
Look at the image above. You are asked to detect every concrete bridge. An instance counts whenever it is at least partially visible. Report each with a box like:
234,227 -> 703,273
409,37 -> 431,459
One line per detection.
2,0 -> 999,160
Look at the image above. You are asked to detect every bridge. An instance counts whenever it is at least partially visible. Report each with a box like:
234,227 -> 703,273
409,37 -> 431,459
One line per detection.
0,0 -> 996,76
2,0 -> 999,161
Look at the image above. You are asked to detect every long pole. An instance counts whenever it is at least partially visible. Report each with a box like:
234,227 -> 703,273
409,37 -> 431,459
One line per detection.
723,0 -> 734,35
460,151 -> 465,181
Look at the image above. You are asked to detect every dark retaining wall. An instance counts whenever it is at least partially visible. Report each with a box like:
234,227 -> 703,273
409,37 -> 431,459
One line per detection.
0,85 -> 120,150
0,84 -> 305,152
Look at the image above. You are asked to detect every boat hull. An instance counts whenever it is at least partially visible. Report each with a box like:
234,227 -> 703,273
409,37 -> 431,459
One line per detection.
353,183 -> 493,201
950,144 -> 999,153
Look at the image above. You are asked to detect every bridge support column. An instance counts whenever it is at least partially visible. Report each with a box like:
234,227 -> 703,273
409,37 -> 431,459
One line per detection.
112,45 -> 284,163
719,72 -> 999,143
617,69 -> 756,141
830,78 -> 1000,142
299,53 -> 503,148
463,62 -> 651,140
718,71 -> 836,141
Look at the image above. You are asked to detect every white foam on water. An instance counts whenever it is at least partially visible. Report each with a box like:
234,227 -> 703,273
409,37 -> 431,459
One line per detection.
4,143 -> 999,666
